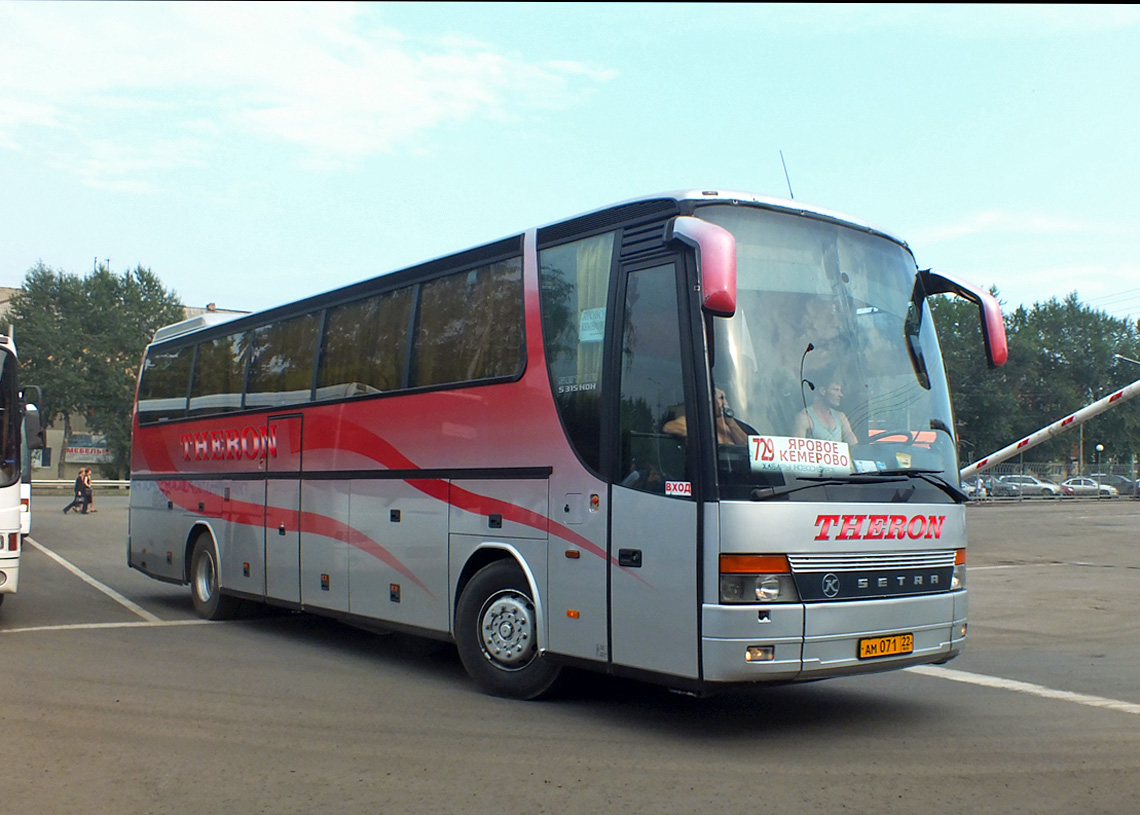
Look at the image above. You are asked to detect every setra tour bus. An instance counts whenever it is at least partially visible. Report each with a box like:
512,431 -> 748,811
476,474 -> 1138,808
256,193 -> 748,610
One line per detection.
129,190 -> 1006,698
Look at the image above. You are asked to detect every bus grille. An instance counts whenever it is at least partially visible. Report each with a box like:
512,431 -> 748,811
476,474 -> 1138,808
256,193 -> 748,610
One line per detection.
787,550 -> 957,573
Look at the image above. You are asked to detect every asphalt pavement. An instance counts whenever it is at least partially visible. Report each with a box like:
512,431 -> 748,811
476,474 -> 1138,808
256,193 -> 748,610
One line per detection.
2,492 -> 1138,814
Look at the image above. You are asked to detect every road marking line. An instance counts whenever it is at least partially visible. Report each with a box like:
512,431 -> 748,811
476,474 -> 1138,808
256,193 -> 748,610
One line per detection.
17,540 -> 1138,715
24,537 -> 164,623
969,563 -> 1065,571
0,619 -> 216,634
907,665 -> 1140,715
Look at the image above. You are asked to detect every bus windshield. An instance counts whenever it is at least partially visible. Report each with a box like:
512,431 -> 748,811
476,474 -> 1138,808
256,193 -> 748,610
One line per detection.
695,205 -> 958,504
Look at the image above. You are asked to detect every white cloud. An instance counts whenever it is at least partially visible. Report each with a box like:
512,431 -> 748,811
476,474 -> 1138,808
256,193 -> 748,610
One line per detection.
0,1 -> 614,187
912,210 -> 1124,244
967,259 -> 1140,324
44,136 -> 210,193
759,3 -> 1140,38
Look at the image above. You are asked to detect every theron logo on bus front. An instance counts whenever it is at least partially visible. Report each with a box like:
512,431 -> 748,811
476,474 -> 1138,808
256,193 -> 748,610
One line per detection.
180,424 -> 278,462
813,514 -> 946,541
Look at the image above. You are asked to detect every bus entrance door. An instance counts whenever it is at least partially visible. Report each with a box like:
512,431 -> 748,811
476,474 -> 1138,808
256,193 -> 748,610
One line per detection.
608,261 -> 700,680
264,413 -> 302,604
610,488 -> 699,679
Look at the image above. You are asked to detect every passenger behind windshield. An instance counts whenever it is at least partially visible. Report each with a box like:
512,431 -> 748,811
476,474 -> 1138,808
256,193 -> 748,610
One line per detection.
664,388 -> 757,445
792,369 -> 859,444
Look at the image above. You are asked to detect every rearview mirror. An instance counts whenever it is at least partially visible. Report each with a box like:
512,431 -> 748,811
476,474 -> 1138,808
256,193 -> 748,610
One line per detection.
920,269 -> 1008,368
24,404 -> 45,451
667,216 -> 737,317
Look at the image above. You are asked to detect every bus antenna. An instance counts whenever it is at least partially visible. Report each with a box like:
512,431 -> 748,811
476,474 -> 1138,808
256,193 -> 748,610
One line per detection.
780,150 -> 795,199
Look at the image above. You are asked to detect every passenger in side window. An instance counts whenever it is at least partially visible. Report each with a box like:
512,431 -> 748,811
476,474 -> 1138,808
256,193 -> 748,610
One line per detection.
621,460 -> 663,492
663,389 -> 756,445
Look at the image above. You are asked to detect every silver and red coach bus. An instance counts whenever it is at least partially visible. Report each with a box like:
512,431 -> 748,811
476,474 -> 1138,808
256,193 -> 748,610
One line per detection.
129,190 -> 1006,698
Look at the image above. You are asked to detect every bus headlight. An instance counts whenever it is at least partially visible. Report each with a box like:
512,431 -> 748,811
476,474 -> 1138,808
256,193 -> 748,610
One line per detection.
951,549 -> 966,590
719,555 -> 800,604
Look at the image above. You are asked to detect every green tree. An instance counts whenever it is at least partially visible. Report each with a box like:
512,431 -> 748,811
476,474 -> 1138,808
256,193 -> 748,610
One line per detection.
931,291 -> 1021,461
5,263 -> 87,476
933,290 -> 1140,473
8,263 -> 183,478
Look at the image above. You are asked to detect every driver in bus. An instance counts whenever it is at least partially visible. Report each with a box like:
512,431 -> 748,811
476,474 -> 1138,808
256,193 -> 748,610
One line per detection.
664,388 -> 755,445
792,370 -> 858,444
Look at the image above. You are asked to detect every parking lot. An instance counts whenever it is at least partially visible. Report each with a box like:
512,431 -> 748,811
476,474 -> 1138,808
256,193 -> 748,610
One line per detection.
2,493 -> 1139,814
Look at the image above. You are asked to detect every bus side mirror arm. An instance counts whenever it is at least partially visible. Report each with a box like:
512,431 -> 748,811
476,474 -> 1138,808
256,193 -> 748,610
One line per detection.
920,269 -> 1008,368
667,216 -> 737,317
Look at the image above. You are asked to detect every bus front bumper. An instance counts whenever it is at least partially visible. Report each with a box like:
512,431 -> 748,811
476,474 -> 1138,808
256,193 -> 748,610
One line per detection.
701,590 -> 967,683
0,553 -> 19,594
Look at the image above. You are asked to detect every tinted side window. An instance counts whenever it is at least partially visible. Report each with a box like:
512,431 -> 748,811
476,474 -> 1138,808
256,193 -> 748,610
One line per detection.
137,344 -> 193,424
189,332 -> 248,416
245,312 -> 321,408
411,258 -> 524,388
617,263 -> 693,496
317,288 -> 414,399
538,233 -> 615,472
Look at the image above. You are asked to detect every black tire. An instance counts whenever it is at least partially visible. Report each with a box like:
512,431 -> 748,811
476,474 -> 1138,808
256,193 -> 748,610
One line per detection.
189,534 -> 240,621
455,560 -> 561,700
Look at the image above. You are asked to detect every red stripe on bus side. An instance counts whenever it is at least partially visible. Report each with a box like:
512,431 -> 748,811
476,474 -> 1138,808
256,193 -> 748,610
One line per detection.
305,417 -> 636,576
144,413 -> 644,587
157,480 -> 433,596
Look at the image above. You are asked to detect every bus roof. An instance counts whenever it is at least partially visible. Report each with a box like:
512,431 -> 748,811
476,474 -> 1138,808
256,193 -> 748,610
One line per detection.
147,190 -> 910,347
152,312 -> 242,343
610,190 -> 909,249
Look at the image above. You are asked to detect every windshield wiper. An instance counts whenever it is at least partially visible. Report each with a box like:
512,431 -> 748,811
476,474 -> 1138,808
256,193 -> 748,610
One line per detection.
751,473 -> 907,501
875,468 -> 970,503
751,470 -> 967,503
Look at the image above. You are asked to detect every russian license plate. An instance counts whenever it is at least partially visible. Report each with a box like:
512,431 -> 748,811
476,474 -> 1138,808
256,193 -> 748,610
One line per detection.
858,633 -> 914,659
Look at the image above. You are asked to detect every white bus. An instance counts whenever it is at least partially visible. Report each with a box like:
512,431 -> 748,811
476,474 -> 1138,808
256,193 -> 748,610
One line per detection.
0,333 -> 42,606
129,191 -> 1006,697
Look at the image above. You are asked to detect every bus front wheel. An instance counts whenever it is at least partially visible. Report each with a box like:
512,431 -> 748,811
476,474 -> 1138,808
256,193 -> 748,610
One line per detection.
455,560 -> 560,700
189,534 -> 240,621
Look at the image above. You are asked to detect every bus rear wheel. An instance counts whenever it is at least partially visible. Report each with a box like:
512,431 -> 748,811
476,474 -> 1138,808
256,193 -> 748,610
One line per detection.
189,534 -> 240,621
455,560 -> 560,700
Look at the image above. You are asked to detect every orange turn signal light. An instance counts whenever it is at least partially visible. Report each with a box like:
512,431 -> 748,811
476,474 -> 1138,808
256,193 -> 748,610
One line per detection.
719,554 -> 790,574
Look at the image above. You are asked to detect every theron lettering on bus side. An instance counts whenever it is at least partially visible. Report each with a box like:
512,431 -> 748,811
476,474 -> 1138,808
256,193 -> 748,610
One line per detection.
813,514 -> 946,541
180,424 -> 279,462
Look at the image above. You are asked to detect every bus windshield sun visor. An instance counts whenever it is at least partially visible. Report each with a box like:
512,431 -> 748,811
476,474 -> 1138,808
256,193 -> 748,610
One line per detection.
667,216 -> 737,317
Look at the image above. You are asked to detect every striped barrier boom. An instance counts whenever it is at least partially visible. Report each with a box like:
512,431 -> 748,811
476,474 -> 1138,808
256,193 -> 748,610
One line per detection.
960,377 -> 1140,481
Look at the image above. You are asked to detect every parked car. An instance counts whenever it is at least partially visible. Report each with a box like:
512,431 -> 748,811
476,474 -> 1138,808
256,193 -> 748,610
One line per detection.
999,474 -> 1062,497
1060,477 -> 1119,498
963,477 -> 986,499
1087,473 -> 1138,497
972,475 -> 1019,498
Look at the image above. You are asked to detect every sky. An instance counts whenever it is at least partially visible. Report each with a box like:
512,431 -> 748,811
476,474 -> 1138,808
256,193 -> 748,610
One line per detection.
2,2 -> 1139,324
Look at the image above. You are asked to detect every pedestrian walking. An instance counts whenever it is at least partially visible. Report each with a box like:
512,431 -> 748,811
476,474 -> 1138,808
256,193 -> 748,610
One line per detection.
80,468 -> 95,513
62,468 -> 86,514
